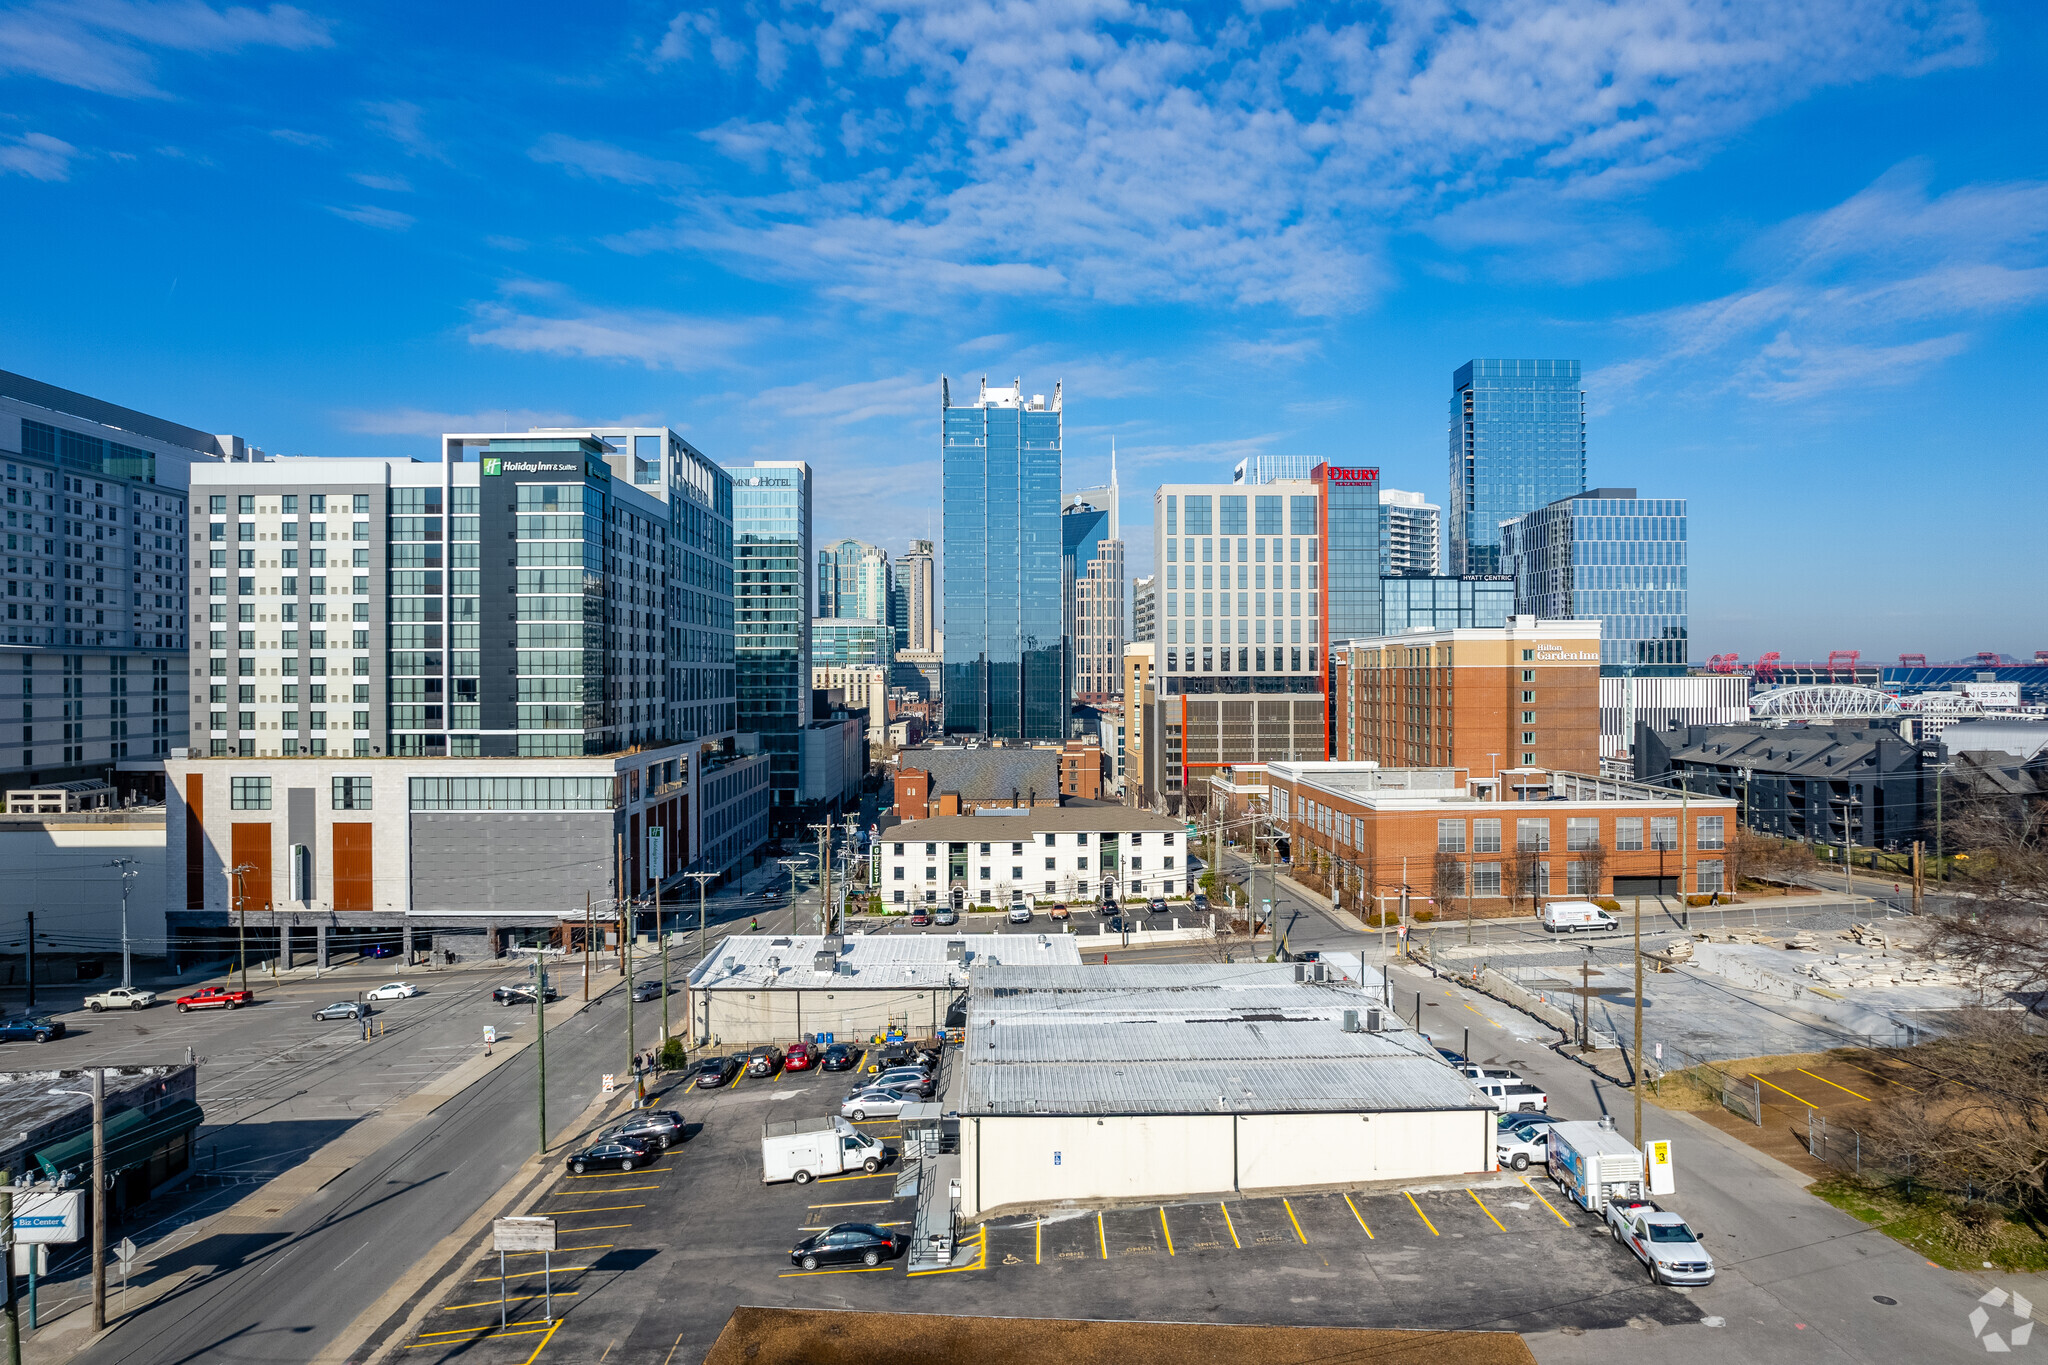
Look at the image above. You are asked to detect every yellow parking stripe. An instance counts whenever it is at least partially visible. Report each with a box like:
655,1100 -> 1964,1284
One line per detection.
1220,1202 -> 1240,1249
819,1172 -> 896,1183
441,1292 -> 580,1311
1097,1212 -> 1108,1260
1282,1198 -> 1308,1244
520,1322 -> 561,1363
1519,1174 -> 1572,1225
777,1263 -> 894,1278
1467,1188 -> 1507,1231
1034,1220 -> 1042,1265
1159,1207 -> 1175,1255
475,1265 -> 594,1282
409,1328 -> 553,1346
554,1184 -> 659,1193
549,1222 -> 631,1232
807,1199 -> 893,1208
1750,1073 -> 1820,1109
1344,1192 -> 1374,1239
1403,1191 -> 1439,1236
538,1204 -> 644,1214
799,1221 -> 908,1231
564,1168 -> 669,1179
1797,1068 -> 1873,1102
726,1069 -> 744,1089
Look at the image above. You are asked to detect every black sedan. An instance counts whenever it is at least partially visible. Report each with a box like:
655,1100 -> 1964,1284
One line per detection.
789,1222 -> 909,1271
821,1044 -> 863,1072
565,1134 -> 654,1174
691,1054 -> 740,1089
493,984 -> 559,1005
311,1000 -> 363,1021
602,1109 -> 685,1150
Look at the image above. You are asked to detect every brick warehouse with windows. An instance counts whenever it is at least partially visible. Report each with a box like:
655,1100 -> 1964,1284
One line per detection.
1331,617 -> 1600,783
1264,762 -> 1736,913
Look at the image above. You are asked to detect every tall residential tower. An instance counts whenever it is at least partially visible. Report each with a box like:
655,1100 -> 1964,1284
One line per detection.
727,461 -> 812,817
1448,360 -> 1585,576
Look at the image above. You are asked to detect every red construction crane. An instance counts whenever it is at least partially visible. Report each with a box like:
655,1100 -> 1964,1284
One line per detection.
1827,649 -> 1861,681
1898,653 -> 1927,667
1976,651 -> 2002,667
2036,651 -> 2048,666
1754,651 -> 1782,683
1707,653 -> 1741,674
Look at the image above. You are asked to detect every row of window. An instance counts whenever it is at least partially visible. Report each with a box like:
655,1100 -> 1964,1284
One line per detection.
1429,860 -> 1727,897
893,854 -> 1175,880
889,831 -> 1174,854
207,494 -> 370,515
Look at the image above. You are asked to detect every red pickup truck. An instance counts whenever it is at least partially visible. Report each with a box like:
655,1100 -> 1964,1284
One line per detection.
176,986 -> 253,1012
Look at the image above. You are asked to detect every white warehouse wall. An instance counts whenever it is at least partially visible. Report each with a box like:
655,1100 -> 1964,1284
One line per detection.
1235,1110 -> 1490,1190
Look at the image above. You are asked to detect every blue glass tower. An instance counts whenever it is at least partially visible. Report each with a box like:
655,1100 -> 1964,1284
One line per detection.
1502,488 -> 1688,670
1449,360 -> 1585,576
726,461 -> 811,814
942,377 -> 1063,740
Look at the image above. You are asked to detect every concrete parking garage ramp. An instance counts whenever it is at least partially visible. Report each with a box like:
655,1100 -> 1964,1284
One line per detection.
703,1306 -> 1539,1365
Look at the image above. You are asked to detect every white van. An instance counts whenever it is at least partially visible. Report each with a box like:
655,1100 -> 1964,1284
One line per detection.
761,1116 -> 893,1185
1540,900 -> 1619,934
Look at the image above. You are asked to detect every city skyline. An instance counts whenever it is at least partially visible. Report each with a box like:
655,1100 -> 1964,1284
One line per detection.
1,3 -> 2043,659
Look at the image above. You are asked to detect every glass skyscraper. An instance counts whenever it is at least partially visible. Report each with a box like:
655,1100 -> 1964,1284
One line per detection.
1502,488 -> 1688,671
1449,360 -> 1586,575
817,538 -> 889,620
727,461 -> 811,812
942,377 -> 1062,740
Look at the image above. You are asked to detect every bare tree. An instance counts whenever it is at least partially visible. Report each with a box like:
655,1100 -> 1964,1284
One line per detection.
1864,1009 -> 2048,1218
1432,852 -> 1464,916
1508,847 -> 1543,916
1923,788 -> 2048,1013
1578,839 -> 1608,900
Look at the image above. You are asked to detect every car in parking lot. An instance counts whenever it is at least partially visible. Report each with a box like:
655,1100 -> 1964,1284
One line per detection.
933,908 -> 959,926
1193,892 -> 1210,912
692,1054 -> 741,1089
493,983 -> 559,1005
364,981 -> 418,1001
1472,1078 -> 1549,1113
866,1066 -> 933,1097
0,1015 -> 63,1043
1147,898 -> 1167,916
1458,1064 -> 1522,1083
601,1109 -> 685,1150
1496,1121 -> 1550,1171
311,1000 -> 364,1021
1047,903 -> 1070,921
841,1086 -> 914,1121
1006,904 -> 1032,925
788,1222 -> 909,1271
564,1134 -> 654,1174
84,987 -> 156,1011
1497,1111 -> 1561,1133
1102,915 -> 1131,933
821,1043 -> 863,1072
1099,898 -> 1120,917
746,1044 -> 786,1077
784,1041 -> 817,1072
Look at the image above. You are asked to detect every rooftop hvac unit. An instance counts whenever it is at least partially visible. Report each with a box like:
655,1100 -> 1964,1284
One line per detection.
813,951 -> 837,973
1366,1008 -> 1382,1033
723,957 -> 736,972
945,940 -> 967,962
1342,1009 -> 1360,1033
837,960 -> 855,976
825,933 -> 846,953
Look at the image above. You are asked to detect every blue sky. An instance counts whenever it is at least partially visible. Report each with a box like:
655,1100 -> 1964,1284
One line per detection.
3,0 -> 2044,661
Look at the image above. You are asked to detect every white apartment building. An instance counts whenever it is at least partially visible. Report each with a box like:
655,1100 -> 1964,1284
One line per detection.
1379,488 -> 1441,576
878,806 -> 1190,909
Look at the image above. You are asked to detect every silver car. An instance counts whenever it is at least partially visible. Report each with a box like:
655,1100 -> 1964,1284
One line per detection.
840,1087 -> 912,1121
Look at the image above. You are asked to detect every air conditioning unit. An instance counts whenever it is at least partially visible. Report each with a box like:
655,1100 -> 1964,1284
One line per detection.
945,940 -> 967,962
813,951 -> 837,973
1365,1008 -> 1383,1033
1341,1009 -> 1360,1033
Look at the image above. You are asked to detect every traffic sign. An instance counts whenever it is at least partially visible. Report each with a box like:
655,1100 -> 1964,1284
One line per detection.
116,1236 -> 137,1271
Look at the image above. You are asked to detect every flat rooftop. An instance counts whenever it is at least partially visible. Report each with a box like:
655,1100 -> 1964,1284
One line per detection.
687,932 -> 1083,991
963,964 -> 1491,1117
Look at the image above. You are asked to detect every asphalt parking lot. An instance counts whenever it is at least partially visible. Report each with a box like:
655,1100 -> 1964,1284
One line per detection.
399,1043 -> 1707,1365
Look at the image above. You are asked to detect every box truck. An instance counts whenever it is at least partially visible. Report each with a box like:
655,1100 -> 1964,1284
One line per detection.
1545,1117 -> 1646,1212
761,1116 -> 895,1185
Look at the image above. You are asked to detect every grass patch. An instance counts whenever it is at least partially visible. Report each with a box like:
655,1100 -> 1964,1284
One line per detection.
1809,1175 -> 2048,1273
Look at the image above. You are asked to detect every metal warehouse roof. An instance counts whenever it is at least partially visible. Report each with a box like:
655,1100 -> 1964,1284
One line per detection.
686,932 -> 1083,991
962,964 -> 1490,1117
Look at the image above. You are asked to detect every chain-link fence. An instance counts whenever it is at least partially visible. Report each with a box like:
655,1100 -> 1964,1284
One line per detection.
1651,1044 -> 1762,1126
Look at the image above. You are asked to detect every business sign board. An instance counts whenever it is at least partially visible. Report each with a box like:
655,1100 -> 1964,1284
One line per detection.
10,1189 -> 82,1244
1647,1139 -> 1675,1195
492,1217 -> 557,1253
1312,464 -> 1380,486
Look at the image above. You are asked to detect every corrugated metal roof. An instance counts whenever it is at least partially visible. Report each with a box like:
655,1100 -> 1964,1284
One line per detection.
686,932 -> 1084,991
961,964 -> 1489,1116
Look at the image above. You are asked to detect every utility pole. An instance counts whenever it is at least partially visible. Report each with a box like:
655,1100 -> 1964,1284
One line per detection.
808,821 -> 834,936
23,911 -> 33,1013
681,872 -> 718,1044
3,1168 -> 18,1365
231,862 -> 255,995
109,858 -> 139,989
535,952 -> 548,1155
1633,895 -> 1643,1146
583,891 -> 591,1001
1934,764 -> 1945,883
1578,948 -> 1592,1054
90,1067 -> 105,1332
1912,840 -> 1924,916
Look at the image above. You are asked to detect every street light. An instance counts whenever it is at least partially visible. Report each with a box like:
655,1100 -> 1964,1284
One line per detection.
230,862 -> 256,995
107,858 -> 140,990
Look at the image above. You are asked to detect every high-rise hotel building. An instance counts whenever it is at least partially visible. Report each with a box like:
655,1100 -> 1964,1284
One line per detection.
1,370 -> 230,792
1448,360 -> 1585,576
726,461 -> 812,817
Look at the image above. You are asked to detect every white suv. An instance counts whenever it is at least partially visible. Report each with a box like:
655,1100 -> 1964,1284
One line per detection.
1007,905 -> 1032,925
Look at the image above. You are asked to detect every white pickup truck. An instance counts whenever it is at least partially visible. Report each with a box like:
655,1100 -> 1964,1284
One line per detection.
1606,1198 -> 1715,1286
83,986 -> 156,1011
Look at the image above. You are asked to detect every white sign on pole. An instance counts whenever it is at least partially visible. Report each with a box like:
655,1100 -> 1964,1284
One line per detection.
10,1245 -> 47,1276
492,1217 -> 557,1253
115,1236 -> 137,1271
1646,1139 -> 1676,1195
10,1190 -> 82,1244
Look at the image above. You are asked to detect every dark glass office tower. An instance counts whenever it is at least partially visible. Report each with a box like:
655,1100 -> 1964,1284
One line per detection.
1448,360 -> 1585,576
727,461 -> 811,813
1503,488 -> 1688,670
942,377 -> 1062,740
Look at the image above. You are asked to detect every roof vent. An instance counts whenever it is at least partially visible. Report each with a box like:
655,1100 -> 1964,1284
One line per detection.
766,955 -> 780,971
723,956 -> 736,973
837,959 -> 854,976
1598,1114 -> 1616,1130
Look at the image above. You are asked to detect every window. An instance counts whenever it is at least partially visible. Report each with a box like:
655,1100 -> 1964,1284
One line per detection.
1076,856 -> 1089,870
1697,815 -> 1725,850
1522,711 -> 1536,724
979,866 -> 991,881
1521,670 -> 1535,683
1473,818 -> 1501,854
332,776 -> 372,810
1076,832 -> 1088,844
1436,818 -> 1465,853
1650,816 -> 1678,851
1615,817 -> 1644,851
893,889 -> 905,904
237,495 -> 253,515
1521,649 -> 1534,661
1516,818 -> 1549,852
1011,866 -> 1023,879
1697,860 -> 1725,894
1521,691 -> 1535,703
1566,861 -> 1596,895
1472,863 -> 1502,896
1566,817 -> 1600,852
230,776 -> 271,810
892,843 -> 904,856
893,866 -> 904,880
1044,857 -> 1055,870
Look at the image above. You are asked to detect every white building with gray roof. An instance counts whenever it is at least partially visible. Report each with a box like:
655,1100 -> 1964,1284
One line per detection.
956,963 -> 1495,1219
879,805 -> 1190,911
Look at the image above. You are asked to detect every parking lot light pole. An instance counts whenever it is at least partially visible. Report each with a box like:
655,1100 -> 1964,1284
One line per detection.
230,863 -> 255,995
108,859 -> 140,990
681,872 -> 718,1046
1633,895 -> 1643,1146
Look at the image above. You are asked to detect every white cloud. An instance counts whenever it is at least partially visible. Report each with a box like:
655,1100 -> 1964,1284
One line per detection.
466,297 -> 759,372
753,371 -> 928,426
336,406 -> 635,437
650,8 -> 742,71
596,0 -> 1984,315
0,131 -> 77,180
269,127 -> 328,147
363,100 -> 447,162
328,203 -> 414,230
349,171 -> 412,192
1597,165 -> 2048,405
529,134 -> 687,187
0,0 -> 331,98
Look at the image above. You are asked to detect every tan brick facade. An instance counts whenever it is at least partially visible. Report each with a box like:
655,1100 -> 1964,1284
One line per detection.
1332,618 -> 1600,784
